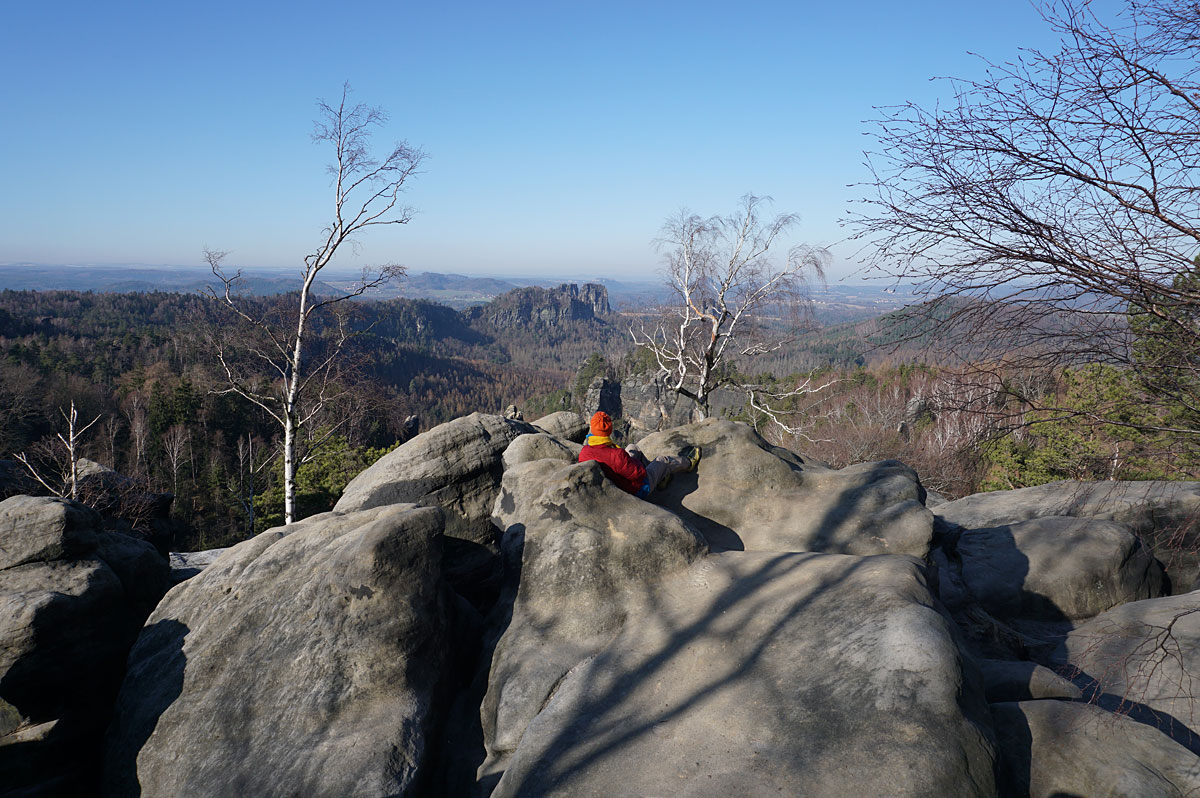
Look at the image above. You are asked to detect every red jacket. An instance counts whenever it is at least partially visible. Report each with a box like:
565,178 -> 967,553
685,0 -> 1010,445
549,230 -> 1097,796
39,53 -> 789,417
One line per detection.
579,442 -> 647,494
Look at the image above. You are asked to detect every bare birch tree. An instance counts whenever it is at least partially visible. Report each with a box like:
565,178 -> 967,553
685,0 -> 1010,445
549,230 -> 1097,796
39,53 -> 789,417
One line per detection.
13,401 -> 101,500
205,83 -> 423,525
631,194 -> 829,418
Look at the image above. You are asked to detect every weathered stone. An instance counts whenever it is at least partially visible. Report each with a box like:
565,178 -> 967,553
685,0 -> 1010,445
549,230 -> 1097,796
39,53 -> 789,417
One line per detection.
955,517 -> 1163,621
0,495 -> 99,571
975,658 -> 1083,702
0,718 -> 76,798
530,411 -> 588,443
491,551 -> 997,797
482,458 -> 707,778
335,412 -> 536,547
992,700 -> 1200,796
501,432 -> 579,470
1049,591 -> 1200,752
636,419 -> 934,557
935,481 -> 1200,592
335,412 -> 537,608
104,504 -> 451,798
593,373 -> 744,438
0,496 -> 169,797
0,560 -> 133,724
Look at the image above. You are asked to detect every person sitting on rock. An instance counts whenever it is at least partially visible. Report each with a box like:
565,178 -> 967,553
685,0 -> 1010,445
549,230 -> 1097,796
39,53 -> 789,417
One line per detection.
578,411 -> 700,499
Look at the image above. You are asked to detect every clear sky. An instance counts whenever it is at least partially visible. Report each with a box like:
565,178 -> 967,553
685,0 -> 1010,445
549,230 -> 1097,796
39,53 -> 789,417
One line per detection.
0,0 -> 1120,281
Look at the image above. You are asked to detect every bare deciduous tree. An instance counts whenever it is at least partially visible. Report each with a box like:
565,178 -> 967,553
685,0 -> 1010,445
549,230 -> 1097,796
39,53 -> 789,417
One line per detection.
163,424 -> 190,496
853,0 -> 1200,439
205,83 -> 424,525
631,194 -> 829,418
14,401 -> 101,500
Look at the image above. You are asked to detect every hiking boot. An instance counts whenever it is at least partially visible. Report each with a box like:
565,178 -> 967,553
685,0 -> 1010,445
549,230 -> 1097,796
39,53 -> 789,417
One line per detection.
684,446 -> 702,472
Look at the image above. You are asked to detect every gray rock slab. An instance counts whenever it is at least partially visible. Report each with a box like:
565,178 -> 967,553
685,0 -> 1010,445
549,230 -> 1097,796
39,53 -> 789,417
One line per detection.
956,517 -> 1163,621
0,496 -> 100,571
636,419 -> 934,557
935,481 -> 1200,592
1048,591 -> 1200,752
334,412 -> 536,547
483,458 -> 707,776
103,504 -> 451,798
491,551 -> 997,798
530,411 -> 588,442
167,548 -> 228,585
976,659 -> 1083,702
992,700 -> 1200,796
501,432 -> 579,470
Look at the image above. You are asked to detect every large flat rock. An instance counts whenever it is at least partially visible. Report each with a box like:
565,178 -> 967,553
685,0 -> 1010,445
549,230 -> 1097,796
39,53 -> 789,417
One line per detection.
1049,591 -> 1200,753
636,419 -> 934,557
104,504 -> 452,798
935,481 -> 1200,592
491,551 -> 997,797
955,516 -> 1163,622
992,700 -> 1200,796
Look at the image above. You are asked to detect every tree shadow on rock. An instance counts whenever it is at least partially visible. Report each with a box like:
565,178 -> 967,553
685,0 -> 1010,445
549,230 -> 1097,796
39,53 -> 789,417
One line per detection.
493,544 -> 997,796
651,472 -> 744,552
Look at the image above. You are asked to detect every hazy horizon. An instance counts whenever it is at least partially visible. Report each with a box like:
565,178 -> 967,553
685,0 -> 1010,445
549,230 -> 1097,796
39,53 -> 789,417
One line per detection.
3,1 -> 1124,282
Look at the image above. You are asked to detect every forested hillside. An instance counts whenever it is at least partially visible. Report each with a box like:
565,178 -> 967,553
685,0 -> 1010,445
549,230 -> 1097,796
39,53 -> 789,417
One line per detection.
5,282 -> 1197,552
0,288 -> 628,548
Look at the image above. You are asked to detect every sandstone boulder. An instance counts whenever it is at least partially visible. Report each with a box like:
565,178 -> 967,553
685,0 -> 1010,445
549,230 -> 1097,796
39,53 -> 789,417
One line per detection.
334,412 -> 537,606
530,411 -> 588,442
0,496 -> 167,797
992,700 -> 1200,796
1048,590 -> 1200,752
0,495 -> 99,570
1,560 -> 132,726
954,517 -> 1163,621
491,551 -> 997,797
335,413 -> 536,544
636,419 -> 934,557
482,458 -> 707,779
501,432 -> 579,469
935,481 -> 1200,592
104,504 -> 452,798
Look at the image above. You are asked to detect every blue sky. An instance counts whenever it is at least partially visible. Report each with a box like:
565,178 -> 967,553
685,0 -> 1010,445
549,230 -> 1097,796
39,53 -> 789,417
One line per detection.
0,1 -> 1119,281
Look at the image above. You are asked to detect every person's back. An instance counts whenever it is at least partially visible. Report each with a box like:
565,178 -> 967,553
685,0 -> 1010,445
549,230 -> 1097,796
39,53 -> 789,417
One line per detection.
577,411 -> 701,498
578,411 -> 647,494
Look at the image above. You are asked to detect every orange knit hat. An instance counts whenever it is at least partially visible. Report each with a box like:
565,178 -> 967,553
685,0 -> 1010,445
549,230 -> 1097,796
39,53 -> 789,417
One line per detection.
589,411 -> 613,437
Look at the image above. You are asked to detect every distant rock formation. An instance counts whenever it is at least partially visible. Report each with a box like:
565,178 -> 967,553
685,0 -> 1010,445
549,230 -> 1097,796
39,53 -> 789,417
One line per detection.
466,283 -> 610,329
